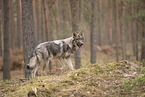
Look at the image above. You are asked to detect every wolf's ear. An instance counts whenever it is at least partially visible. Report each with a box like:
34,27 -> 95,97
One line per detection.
72,32 -> 77,38
79,31 -> 84,36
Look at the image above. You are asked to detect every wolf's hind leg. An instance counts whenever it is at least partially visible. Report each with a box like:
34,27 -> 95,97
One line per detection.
59,58 -> 66,68
41,60 -> 49,76
41,64 -> 46,76
65,58 -> 74,70
49,60 -> 52,74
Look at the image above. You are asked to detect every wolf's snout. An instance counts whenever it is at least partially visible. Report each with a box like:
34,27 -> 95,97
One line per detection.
80,43 -> 83,46
80,41 -> 83,45
77,42 -> 83,48
27,64 -> 30,69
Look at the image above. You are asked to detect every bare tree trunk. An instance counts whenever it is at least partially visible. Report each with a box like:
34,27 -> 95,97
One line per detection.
42,0 -> 48,41
104,0 -> 108,45
98,0 -> 103,46
3,0 -> 11,80
141,20 -> 145,61
104,0 -> 111,45
70,0 -> 81,69
108,0 -> 113,45
16,0 -> 22,48
13,0 -> 17,49
59,1 -> 67,35
32,0 -> 38,44
113,0 -> 119,62
21,0 -> 36,78
41,0 -> 45,41
0,13 -> 2,57
120,1 -> 127,60
10,0 -> 14,49
42,0 -> 51,41
55,0 -> 61,39
90,0 -> 96,64
37,0 -> 42,42
0,0 -> 3,57
131,0 -> 136,57
78,0 -> 82,23
134,7 -> 138,61
131,3 -> 138,61
48,7 -> 53,41
10,0 -> 17,50
135,14 -> 139,61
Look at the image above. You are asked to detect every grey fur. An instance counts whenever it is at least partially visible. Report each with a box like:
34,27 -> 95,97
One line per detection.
27,31 -> 84,78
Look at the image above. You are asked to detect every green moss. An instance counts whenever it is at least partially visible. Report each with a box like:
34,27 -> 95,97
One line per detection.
1,61 -> 145,97
141,68 -> 145,74
136,75 -> 145,83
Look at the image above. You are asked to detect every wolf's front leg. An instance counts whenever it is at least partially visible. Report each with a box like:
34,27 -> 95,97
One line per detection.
65,57 -> 74,70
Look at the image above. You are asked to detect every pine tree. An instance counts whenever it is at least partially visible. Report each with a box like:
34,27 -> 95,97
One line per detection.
70,0 -> 81,69
3,0 -> 11,80
90,0 -> 96,64
21,0 -> 36,78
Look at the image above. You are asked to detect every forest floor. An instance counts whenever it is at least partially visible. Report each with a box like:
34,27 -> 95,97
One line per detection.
0,44 -> 145,96
0,60 -> 145,96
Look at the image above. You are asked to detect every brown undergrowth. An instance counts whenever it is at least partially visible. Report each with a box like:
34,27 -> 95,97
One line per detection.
0,48 -> 24,71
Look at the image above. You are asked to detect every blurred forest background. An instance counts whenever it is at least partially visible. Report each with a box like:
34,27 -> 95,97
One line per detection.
0,0 -> 145,80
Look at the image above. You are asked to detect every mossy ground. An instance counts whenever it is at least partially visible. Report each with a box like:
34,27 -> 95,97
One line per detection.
0,60 -> 144,97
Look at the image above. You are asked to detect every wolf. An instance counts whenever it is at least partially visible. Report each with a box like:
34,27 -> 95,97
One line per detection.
27,31 -> 84,78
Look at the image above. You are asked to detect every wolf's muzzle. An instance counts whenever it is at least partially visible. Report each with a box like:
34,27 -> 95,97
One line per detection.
77,42 -> 83,48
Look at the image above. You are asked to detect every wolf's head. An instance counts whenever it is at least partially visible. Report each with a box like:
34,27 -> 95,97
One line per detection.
72,31 -> 84,48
